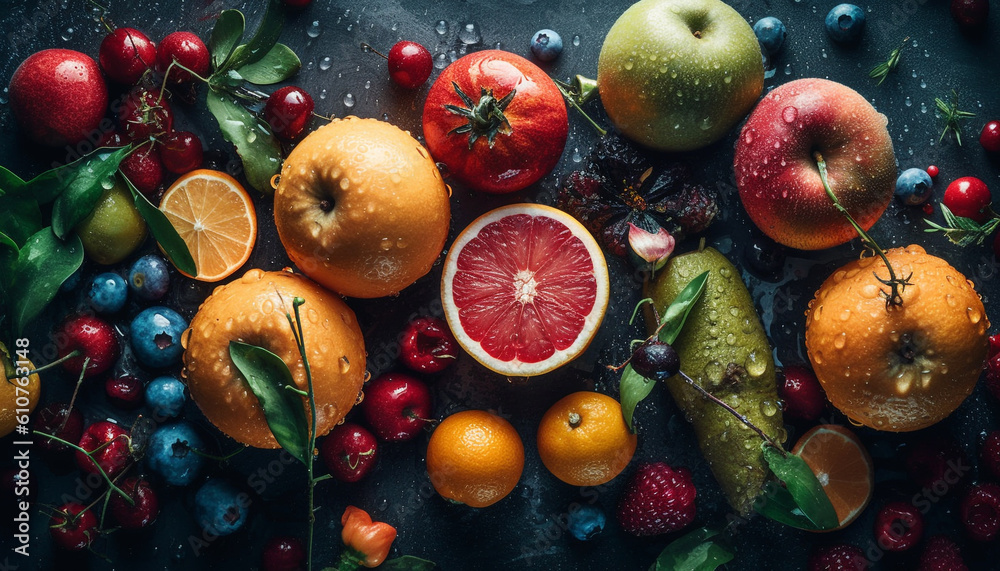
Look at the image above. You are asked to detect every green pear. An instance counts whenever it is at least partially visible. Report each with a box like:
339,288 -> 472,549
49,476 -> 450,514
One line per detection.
76,178 -> 147,265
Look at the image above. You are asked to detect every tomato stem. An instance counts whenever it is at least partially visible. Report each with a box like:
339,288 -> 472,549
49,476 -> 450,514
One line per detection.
444,82 -> 516,149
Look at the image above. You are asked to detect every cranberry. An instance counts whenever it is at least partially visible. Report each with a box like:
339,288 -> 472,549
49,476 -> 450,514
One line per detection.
262,536 -> 306,571
778,366 -> 826,422
56,314 -> 120,379
98,27 -> 156,85
873,501 -> 924,551
119,145 -> 165,197
264,86 -> 314,141
109,477 -> 159,529
926,165 -> 939,178
157,31 -> 210,83
160,131 -> 204,174
106,375 -> 145,409
398,316 -> 458,373
981,120 -> 1000,153
319,422 -> 378,483
387,41 -> 433,89
33,402 -> 84,453
942,176 -> 991,223
951,0 -> 990,32
961,483 -> 1000,541
76,421 -> 131,478
49,502 -> 98,551
118,87 -> 173,141
360,373 -> 433,441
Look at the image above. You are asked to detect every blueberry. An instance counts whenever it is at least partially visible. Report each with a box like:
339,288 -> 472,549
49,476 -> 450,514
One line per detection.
825,4 -> 866,43
146,421 -> 205,486
530,29 -> 563,62
128,255 -> 170,301
895,168 -> 934,206
753,17 -> 786,55
86,272 -> 128,313
130,307 -> 188,368
567,504 -> 606,541
145,375 -> 187,418
194,479 -> 248,536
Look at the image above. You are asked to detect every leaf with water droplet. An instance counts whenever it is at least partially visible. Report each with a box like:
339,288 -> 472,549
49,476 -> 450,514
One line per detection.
121,176 -> 197,277
206,89 -> 282,193
208,10 -> 245,71
8,227 -> 83,335
237,43 -> 301,85
652,526 -> 734,571
224,0 -> 285,72
753,444 -> 839,531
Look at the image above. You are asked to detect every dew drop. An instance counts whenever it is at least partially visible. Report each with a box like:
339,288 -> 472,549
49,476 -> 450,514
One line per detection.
572,34 -> 581,46
435,20 -> 448,35
781,106 -> 798,123
458,22 -> 482,45
834,332 -> 847,349
319,57 -> 332,71
343,93 -> 355,108
61,26 -> 74,41
307,21 -> 322,38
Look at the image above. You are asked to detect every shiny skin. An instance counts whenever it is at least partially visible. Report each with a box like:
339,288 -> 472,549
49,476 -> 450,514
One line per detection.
264,86 -> 314,140
56,314 -> 120,378
387,41 -> 433,89
49,503 -> 98,550
76,179 -> 148,264
99,28 -> 157,84
109,477 -> 159,529
319,422 -> 379,482
422,50 -> 568,193
360,373 -> 432,441
76,421 -> 131,478
943,176 -> 991,223
734,78 -> 896,250
157,31 -> 210,83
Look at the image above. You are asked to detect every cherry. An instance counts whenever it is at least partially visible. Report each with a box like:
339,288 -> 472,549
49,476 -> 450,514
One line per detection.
926,165 -> 940,178
76,421 -> 131,478
943,176 -> 992,223
49,503 -> 98,551
360,373 -> 433,441
56,314 -> 120,379
106,375 -> 145,409
630,340 -> 680,381
264,86 -> 314,141
160,131 -> 204,174
387,41 -> 433,89
777,366 -> 826,422
119,144 -> 165,196
118,87 -> 173,141
33,402 -> 84,454
951,0 -> 990,33
109,477 -> 160,529
99,27 -> 157,85
319,422 -> 378,483
981,120 -> 1000,153
874,501 -> 924,551
399,316 -> 458,373
262,536 -> 306,571
157,32 -> 210,83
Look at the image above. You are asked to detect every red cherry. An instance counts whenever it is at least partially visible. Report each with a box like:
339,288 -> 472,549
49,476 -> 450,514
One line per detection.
109,477 -> 159,529
926,165 -> 939,178
981,121 -> 1000,153
943,177 -> 991,222
33,402 -> 84,454
76,421 -> 131,478
49,503 -> 98,551
119,88 -> 173,141
160,131 -> 204,174
262,536 -> 306,571
319,422 -> 379,483
399,316 -> 458,373
360,373 -> 433,441
56,314 -> 120,378
157,32 -> 210,83
99,28 -> 157,85
106,375 -> 145,409
264,86 -> 314,141
119,145 -> 165,196
387,41 -> 433,89
778,366 -> 826,422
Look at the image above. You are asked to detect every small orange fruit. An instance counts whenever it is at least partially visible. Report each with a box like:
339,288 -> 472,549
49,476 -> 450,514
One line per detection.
159,169 -> 257,282
0,352 -> 40,438
182,269 -> 366,449
792,424 -> 873,531
536,391 -> 637,486
425,410 -> 524,508
805,245 -> 988,431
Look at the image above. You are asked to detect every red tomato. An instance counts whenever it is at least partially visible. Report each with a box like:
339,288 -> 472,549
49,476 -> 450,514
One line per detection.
422,50 -> 568,194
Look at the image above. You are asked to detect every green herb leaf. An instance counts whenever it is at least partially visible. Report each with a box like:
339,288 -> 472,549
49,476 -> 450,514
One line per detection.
237,43 -> 301,84
16,147 -> 129,213
226,0 -> 285,71
9,227 -> 84,335
620,366 -> 655,431
120,176 -> 197,277
0,231 -> 16,253
209,9 -> 245,70
206,89 -> 282,193
753,444 -> 839,531
924,204 -> 1000,246
229,341 -> 310,464
0,165 -> 26,194
652,527 -> 734,571
381,556 -> 438,570
50,147 -> 131,238
0,196 -> 43,247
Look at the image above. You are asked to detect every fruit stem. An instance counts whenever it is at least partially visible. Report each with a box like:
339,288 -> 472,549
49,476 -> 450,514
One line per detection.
554,79 -> 607,137
189,445 -> 247,462
814,152 -> 908,308
285,296 -> 318,571
158,60 -> 211,103
445,82 -> 517,149
62,357 -> 90,434
33,430 -> 135,503
360,42 -> 387,60
12,349 -> 81,379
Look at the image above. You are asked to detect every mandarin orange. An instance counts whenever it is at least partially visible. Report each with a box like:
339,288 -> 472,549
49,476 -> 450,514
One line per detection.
792,424 -> 874,531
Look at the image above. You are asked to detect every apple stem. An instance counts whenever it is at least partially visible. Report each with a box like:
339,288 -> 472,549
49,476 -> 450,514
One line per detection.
814,152 -> 909,308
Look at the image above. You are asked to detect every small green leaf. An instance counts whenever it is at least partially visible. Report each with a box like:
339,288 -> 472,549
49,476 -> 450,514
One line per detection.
653,527 -> 734,571
620,365 -> 655,432
121,176 -> 197,277
206,89 -> 282,193
229,341 -> 310,464
0,165 -> 26,194
0,195 -> 43,247
753,444 -> 839,531
381,556 -> 437,570
237,43 -> 301,84
0,231 -> 17,253
209,9 -> 245,70
225,0 -> 285,71
9,227 -> 84,335
50,147 -> 131,238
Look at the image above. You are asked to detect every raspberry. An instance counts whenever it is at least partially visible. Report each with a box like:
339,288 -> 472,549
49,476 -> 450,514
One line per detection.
917,535 -> 968,571
617,462 -> 696,536
807,543 -> 868,571
960,482 -> 1000,541
873,501 -> 924,551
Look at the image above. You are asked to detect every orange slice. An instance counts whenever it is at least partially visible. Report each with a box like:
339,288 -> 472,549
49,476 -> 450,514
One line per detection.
792,424 -> 874,531
159,169 -> 257,282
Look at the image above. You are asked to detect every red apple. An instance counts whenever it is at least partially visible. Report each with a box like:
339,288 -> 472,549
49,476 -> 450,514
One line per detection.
360,373 -> 432,441
734,78 -> 896,250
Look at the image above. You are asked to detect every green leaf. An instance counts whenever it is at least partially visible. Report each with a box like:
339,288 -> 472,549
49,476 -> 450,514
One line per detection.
0,231 -> 17,253
206,89 -> 282,193
121,176 -> 197,277
652,527 -> 734,571
228,341 -> 310,464
237,43 -> 301,84
620,366 -> 655,432
753,444 -> 839,531
209,9 -> 245,70
9,227 -> 84,335
381,556 -> 437,570
16,147 -> 129,212
225,0 -> 285,71
50,147 -> 131,238
0,196 -> 43,247
0,165 -> 26,194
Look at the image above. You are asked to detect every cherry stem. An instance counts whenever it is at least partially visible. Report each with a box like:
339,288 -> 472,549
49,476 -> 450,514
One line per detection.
360,42 -> 388,60
13,349 -> 81,379
157,60 -> 212,105
190,445 -> 247,462
32,430 -> 134,504
60,357 -> 91,434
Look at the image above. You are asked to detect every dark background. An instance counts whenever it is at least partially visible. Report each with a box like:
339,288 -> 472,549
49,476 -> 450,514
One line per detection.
2,0 -> 1000,569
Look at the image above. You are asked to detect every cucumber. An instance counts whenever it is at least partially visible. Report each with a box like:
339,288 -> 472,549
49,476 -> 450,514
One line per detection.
645,246 -> 783,515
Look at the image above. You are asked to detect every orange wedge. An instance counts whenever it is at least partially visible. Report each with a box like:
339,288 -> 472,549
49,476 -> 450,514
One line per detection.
792,424 -> 874,531
159,169 -> 257,282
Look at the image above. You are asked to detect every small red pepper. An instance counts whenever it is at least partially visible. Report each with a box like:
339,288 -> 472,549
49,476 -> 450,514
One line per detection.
340,506 -> 397,568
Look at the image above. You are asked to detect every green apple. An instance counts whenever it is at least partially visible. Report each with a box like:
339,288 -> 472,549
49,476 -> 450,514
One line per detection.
597,0 -> 764,151
76,178 -> 147,265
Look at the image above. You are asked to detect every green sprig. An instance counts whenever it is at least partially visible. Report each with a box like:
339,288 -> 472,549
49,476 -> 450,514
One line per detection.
869,37 -> 908,86
936,90 -> 976,145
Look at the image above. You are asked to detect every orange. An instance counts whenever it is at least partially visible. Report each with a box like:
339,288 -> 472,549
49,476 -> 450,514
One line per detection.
159,169 -> 257,282
805,245 -> 989,431
425,410 -> 524,508
274,117 -> 451,298
441,204 -> 609,377
792,424 -> 873,530
182,269 -> 366,449
536,391 -> 637,486
0,352 -> 39,438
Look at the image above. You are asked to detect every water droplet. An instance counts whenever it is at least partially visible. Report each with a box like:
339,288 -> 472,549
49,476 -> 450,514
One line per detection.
834,332 -> 847,349
572,34 -> 581,46
433,53 -> 448,69
745,351 -> 767,378
307,20 -> 322,38
920,79 -> 927,89
724,75 -> 733,84
0,88 -> 7,105
571,148 -> 582,163
904,96 -> 912,107
246,130 -> 257,143
61,26 -> 74,41
968,307 -> 982,324
781,106 -> 798,123
319,57 -> 332,71
783,63 -> 792,76
458,22 -> 481,45
435,20 -> 448,35
760,401 -> 778,417
624,61 -> 634,71
343,93 -> 355,108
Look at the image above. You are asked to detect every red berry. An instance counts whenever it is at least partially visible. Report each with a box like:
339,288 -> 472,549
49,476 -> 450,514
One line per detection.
106,375 -> 145,409
98,28 -> 156,85
951,0 -> 990,32
119,145 -> 165,196
319,422 -> 378,483
387,41 -> 433,89
904,436 -> 969,491
119,87 -> 174,141
942,176 -> 991,223
76,421 -> 131,478
49,503 -> 98,551
160,131 -> 204,174
617,462 -> 696,536
56,314 -> 120,379
157,32 -> 210,83
262,536 -> 306,571
874,501 -> 924,551
981,120 -> 1000,153
918,535 -> 968,571
109,477 -> 159,529
360,373 -> 433,441
778,366 -> 826,421
33,402 -> 84,453
399,316 -> 458,373
926,165 -> 939,178
807,543 -> 868,571
264,86 -> 314,141
961,483 -> 1000,541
